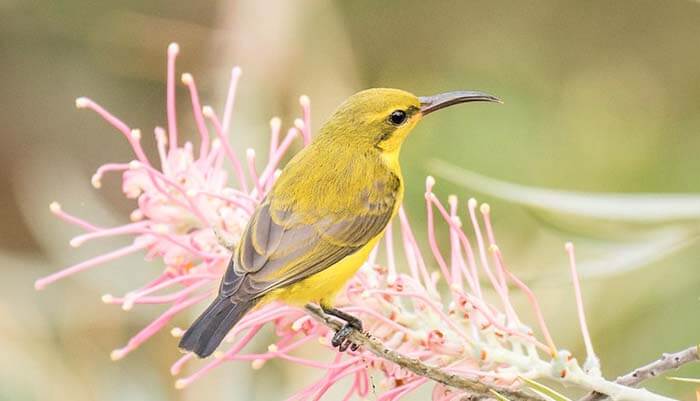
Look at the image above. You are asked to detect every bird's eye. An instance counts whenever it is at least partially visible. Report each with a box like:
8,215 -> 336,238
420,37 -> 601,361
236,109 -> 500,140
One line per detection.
388,110 -> 407,126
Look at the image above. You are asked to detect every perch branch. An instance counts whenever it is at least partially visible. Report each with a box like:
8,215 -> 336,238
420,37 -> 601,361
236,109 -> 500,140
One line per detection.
304,303 -> 543,401
579,344 -> 700,401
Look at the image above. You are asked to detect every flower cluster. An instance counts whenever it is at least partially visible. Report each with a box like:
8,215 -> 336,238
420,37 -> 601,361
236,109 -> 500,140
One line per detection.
36,44 -> 675,401
35,42 -> 308,360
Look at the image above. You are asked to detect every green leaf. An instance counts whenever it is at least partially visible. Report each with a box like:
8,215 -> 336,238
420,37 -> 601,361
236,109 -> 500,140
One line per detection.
668,376 -> 700,384
572,227 -> 696,278
518,376 -> 573,401
429,160 -> 700,277
489,389 -> 514,401
429,160 -> 700,224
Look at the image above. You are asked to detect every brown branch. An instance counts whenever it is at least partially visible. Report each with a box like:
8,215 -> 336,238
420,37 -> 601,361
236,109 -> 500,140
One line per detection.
579,345 -> 700,401
304,304 -> 543,401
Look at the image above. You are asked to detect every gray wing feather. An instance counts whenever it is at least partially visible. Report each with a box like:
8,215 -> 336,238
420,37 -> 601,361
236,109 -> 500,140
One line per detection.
219,173 -> 399,302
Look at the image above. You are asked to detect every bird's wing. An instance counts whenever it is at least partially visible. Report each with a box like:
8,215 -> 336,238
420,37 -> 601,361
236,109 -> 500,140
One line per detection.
219,173 -> 399,302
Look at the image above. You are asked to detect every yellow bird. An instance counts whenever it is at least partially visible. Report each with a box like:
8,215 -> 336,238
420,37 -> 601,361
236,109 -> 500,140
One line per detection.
180,88 -> 500,357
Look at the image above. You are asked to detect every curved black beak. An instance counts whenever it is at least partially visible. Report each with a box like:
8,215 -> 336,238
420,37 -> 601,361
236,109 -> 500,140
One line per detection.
418,91 -> 502,116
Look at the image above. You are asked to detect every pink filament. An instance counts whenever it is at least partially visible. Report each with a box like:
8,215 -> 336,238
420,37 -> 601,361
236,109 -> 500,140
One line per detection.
94,162 -> 130,181
465,200 -> 520,325
112,291 -> 211,359
181,74 -> 211,159
154,127 -> 170,174
426,194 -> 481,296
447,195 -> 464,290
136,162 -> 210,223
377,377 -> 427,401
480,206 -> 510,299
246,149 -> 265,198
269,118 -> 281,160
424,180 -> 452,284
113,280 -> 210,306
221,67 -> 242,135
259,127 -> 299,186
493,248 -> 557,356
397,207 -> 438,296
384,222 -> 397,281
70,221 -> 149,246
50,204 -> 101,232
134,275 -> 222,299
35,240 -> 151,290
176,324 -> 264,389
166,43 -> 179,151
299,96 -> 312,145
170,353 -> 194,375
566,243 -> 596,361
204,108 -> 248,192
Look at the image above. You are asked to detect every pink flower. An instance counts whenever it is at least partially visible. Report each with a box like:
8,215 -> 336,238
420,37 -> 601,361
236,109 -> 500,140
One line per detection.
35,42 -> 309,361
36,43 -> 618,401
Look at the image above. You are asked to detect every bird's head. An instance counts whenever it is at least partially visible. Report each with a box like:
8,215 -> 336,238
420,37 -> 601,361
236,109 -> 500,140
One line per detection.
318,88 -> 501,156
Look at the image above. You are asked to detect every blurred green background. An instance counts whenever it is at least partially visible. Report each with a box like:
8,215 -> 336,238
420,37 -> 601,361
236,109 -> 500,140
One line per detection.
1,0 -> 699,400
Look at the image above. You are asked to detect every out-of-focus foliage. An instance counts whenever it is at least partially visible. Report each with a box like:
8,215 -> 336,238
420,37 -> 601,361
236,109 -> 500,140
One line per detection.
1,1 -> 698,400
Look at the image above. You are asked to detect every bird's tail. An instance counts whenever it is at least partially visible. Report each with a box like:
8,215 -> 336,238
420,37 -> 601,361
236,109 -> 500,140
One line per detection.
179,296 -> 257,358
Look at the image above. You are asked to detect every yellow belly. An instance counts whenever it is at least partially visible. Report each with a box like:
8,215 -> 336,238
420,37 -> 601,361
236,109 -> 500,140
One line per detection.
260,236 -> 380,307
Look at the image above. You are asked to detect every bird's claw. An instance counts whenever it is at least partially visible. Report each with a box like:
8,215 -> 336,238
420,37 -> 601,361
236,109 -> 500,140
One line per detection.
322,305 -> 363,352
332,323 -> 362,352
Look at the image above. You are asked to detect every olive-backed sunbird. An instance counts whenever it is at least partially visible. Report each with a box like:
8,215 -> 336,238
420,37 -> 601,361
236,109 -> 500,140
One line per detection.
179,88 -> 500,357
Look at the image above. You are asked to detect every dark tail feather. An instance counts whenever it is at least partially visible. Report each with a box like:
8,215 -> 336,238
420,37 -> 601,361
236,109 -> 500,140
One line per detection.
179,296 -> 256,358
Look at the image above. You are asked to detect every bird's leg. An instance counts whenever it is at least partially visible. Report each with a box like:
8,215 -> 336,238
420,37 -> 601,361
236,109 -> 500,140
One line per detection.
321,305 -> 363,352
213,227 -> 236,252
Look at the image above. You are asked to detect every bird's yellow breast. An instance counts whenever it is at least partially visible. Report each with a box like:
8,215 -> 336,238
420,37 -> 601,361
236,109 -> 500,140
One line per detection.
261,158 -> 403,307
262,235 -> 381,306
258,138 -> 405,308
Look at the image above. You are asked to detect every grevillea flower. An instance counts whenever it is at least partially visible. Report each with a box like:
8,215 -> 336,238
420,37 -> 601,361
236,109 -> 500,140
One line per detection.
36,43 -> 677,401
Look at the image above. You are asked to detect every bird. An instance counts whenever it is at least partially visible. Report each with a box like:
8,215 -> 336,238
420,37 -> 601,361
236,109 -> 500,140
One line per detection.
179,88 -> 501,357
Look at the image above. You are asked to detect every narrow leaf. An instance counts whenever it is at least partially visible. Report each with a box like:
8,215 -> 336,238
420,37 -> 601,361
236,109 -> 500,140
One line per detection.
429,160 -> 700,224
668,376 -> 700,384
489,389 -> 514,401
518,376 -> 573,401
575,227 -> 696,278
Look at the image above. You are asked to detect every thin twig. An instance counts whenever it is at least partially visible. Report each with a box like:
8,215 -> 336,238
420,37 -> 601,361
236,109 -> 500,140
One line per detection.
304,304 -> 543,401
579,345 -> 700,401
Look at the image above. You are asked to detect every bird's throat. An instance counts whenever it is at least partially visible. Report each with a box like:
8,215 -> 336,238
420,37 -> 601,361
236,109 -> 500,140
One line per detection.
380,146 -> 402,175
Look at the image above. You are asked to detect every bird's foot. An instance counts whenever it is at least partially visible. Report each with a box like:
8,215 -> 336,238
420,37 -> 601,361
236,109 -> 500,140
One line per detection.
321,305 -> 363,352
